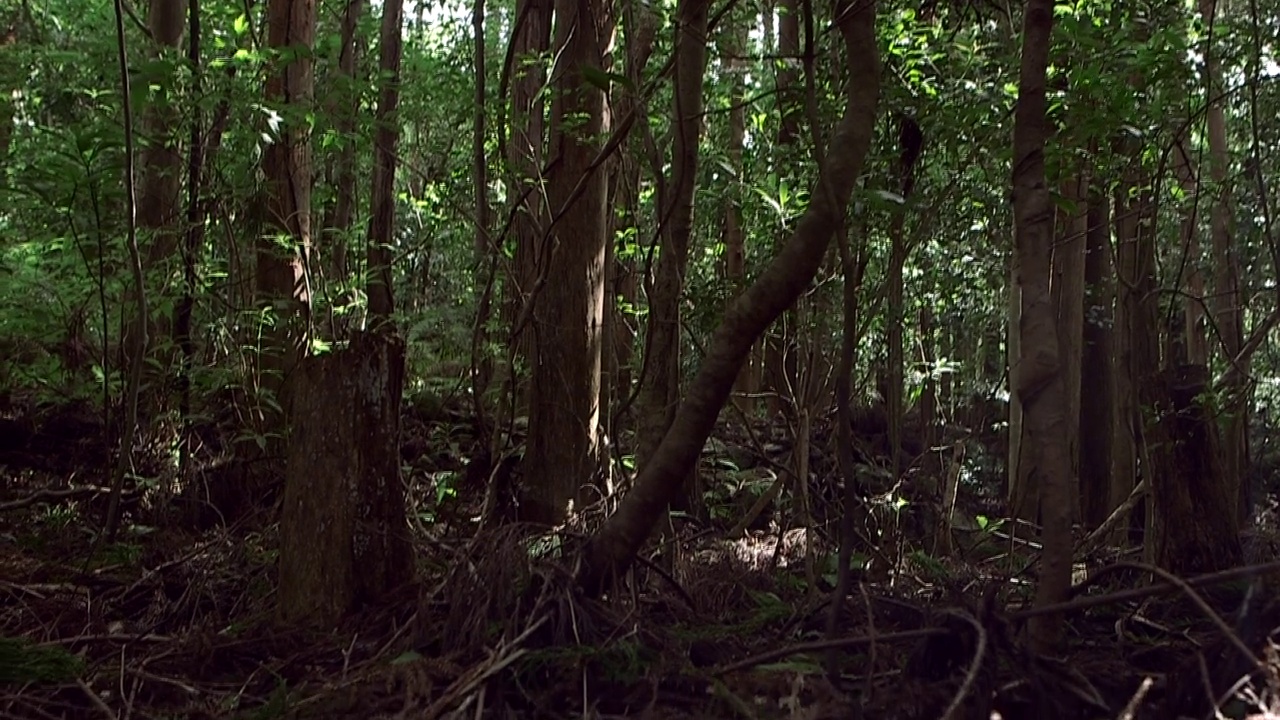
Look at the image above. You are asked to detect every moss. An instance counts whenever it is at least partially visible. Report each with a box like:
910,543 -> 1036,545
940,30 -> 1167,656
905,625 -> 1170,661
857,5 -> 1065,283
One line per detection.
0,637 -> 84,684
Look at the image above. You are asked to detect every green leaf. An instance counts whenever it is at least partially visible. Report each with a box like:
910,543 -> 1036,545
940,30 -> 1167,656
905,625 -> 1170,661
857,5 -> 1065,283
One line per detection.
581,65 -> 617,92
233,14 -> 249,36
390,651 -> 423,665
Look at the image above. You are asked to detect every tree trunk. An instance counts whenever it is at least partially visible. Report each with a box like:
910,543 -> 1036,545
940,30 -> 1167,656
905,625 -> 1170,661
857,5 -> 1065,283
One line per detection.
1171,137 -> 1208,365
635,0 -> 710,510
503,0 -> 552,401
522,0 -> 614,524
604,3 -> 655,414
761,0 -> 801,419
1011,0 -> 1073,652
471,0 -> 493,398
278,331 -> 412,625
365,0 -> 403,323
722,19 -> 752,414
1199,0 -> 1247,525
319,0 -> 363,283
1112,140 -> 1160,554
255,0 -> 315,423
1078,187 -> 1114,528
1143,364 -> 1241,573
128,0 -> 186,423
1052,173 -> 1086,518
139,0 -> 186,263
580,0 -> 880,592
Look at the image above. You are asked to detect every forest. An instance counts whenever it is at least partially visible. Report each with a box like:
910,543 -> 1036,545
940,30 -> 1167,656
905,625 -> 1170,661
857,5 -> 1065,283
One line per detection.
2,0 -> 1280,716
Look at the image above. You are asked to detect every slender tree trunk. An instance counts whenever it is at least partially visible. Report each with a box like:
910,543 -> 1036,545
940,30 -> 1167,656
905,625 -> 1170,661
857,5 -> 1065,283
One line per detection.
1199,0 -> 1247,524
320,0 -> 363,282
1011,0 -> 1072,652
365,0 -> 402,323
1171,137 -> 1208,365
1052,173 -> 1086,517
471,0 -> 493,397
503,0 -> 551,398
761,0 -> 801,419
635,0 -> 710,503
723,18 -> 751,414
581,0 -> 880,592
139,0 -> 186,263
129,0 -> 186,424
1110,157 -> 1150,545
255,0 -> 315,438
604,3 -> 655,413
1079,187 -> 1114,527
522,0 -> 614,524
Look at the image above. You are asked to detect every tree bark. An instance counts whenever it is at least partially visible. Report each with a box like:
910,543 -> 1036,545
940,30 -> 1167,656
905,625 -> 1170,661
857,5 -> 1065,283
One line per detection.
635,0 -> 710,508
365,0 -> 403,324
603,3 -> 655,413
1199,0 -> 1247,525
522,0 -> 614,524
1010,0 -> 1072,652
278,332 -> 412,626
722,18 -> 752,413
319,0 -> 363,282
1052,174 -> 1085,517
256,0 -> 315,420
1078,188 -> 1114,528
580,0 -> 880,592
1143,364 -> 1242,573
503,0 -> 552,396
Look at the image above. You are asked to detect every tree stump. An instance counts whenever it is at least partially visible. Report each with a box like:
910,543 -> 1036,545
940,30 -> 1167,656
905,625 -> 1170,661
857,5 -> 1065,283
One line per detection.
278,330 -> 412,626
1143,363 -> 1241,574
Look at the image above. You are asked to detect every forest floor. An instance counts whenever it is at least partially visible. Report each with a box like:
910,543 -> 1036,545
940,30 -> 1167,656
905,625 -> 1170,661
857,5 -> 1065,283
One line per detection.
4,397 -> 1280,719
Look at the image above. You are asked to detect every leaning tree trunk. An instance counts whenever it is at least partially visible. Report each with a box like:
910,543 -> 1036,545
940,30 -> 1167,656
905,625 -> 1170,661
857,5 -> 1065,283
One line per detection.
1010,0 -> 1073,653
522,0 -> 614,524
278,0 -> 410,627
580,0 -> 880,593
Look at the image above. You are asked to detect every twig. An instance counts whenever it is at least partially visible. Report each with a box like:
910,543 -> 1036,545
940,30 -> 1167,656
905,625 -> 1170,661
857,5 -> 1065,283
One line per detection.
1112,561 -> 1260,671
421,616 -> 548,719
1015,559 -> 1280,621
1117,676 -> 1154,720
0,486 -> 117,512
714,627 -> 941,676
76,679 -> 116,719
938,610 -> 986,720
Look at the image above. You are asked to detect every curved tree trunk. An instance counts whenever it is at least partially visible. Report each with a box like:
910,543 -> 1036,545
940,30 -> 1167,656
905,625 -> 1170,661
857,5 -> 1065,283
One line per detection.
580,0 -> 881,592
